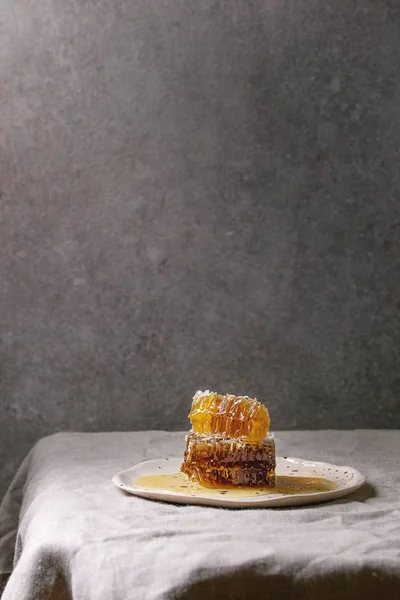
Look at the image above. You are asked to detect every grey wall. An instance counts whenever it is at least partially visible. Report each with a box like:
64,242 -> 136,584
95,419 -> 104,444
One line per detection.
1,0 -> 400,499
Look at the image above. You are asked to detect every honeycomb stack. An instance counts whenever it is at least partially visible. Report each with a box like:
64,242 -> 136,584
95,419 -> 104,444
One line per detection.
181,390 -> 276,488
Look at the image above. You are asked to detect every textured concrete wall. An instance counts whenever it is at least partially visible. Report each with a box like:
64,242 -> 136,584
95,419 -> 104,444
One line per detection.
1,0 -> 400,498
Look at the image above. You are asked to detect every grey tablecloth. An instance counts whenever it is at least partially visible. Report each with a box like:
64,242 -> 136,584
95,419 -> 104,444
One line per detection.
0,430 -> 399,600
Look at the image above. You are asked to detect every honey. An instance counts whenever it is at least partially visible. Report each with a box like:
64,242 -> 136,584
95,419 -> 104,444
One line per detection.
189,390 -> 270,442
181,432 -> 276,487
135,472 -> 338,498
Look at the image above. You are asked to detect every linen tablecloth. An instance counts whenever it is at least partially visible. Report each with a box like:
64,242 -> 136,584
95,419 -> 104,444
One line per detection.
0,430 -> 399,600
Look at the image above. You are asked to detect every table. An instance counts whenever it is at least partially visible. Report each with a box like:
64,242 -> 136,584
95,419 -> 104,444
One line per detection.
1,430 -> 399,599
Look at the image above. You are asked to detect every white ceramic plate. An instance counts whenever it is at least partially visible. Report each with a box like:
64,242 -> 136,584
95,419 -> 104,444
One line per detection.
112,457 -> 366,508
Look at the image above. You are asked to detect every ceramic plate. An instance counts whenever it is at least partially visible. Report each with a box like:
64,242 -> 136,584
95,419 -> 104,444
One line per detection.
112,456 -> 366,508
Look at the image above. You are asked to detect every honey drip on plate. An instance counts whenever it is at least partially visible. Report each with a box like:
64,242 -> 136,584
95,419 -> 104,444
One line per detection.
135,472 -> 338,498
189,390 -> 270,442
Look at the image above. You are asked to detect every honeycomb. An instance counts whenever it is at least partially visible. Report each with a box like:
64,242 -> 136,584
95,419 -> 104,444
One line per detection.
181,432 -> 276,488
188,390 -> 270,442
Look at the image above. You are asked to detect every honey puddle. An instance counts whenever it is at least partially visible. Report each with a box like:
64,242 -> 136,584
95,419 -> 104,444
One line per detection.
135,472 -> 338,498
